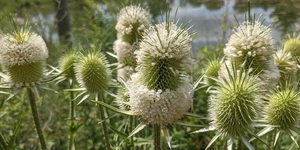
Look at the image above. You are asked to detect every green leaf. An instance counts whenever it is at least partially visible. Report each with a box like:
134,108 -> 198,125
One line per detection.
109,124 -> 128,140
240,134 -> 254,150
205,133 -> 221,150
7,118 -> 22,149
92,100 -> 133,116
175,121 -> 205,128
128,121 -> 149,137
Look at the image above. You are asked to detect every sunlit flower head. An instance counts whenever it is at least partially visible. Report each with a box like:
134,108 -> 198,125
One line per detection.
273,49 -> 297,83
224,21 -> 274,74
115,5 -> 149,44
127,73 -> 193,126
136,22 -> 193,91
0,25 -> 48,87
0,30 -> 48,67
75,51 -> 109,94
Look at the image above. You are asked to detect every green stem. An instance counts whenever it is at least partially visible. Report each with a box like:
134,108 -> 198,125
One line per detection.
27,87 -> 47,150
267,131 -> 275,150
0,132 -> 7,149
68,80 -> 76,150
129,116 -> 134,150
98,93 -> 111,150
154,124 -> 161,150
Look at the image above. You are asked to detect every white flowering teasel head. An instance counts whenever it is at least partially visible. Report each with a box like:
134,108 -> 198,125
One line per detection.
127,21 -> 194,126
128,73 -> 193,126
224,21 -> 274,75
136,22 -> 193,91
0,23 -> 48,87
115,5 -> 149,44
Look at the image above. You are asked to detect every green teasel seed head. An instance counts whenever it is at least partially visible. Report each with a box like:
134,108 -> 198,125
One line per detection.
59,50 -> 80,79
117,84 -> 130,110
7,62 -> 44,87
75,51 -> 109,94
209,66 -> 263,137
273,49 -> 297,84
265,87 -> 300,129
283,38 -> 300,58
204,57 -> 221,86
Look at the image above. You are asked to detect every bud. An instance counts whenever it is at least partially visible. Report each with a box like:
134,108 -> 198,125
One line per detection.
283,38 -> 300,58
59,50 -> 80,79
204,57 -> 221,86
75,51 -> 109,94
115,5 -> 149,44
265,88 -> 300,129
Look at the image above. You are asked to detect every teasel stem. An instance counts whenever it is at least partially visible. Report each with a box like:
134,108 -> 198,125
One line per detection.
129,116 -> 134,149
97,93 -> 111,150
154,124 -> 161,150
0,132 -> 7,149
27,87 -> 47,150
68,79 -> 76,150
267,130 -> 276,150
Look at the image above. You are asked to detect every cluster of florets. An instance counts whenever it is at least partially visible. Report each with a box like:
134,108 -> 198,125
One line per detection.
127,21 -> 193,126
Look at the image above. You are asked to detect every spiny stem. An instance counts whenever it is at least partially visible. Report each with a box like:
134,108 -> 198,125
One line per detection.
27,87 -> 47,150
68,79 -> 76,150
98,93 -> 111,150
154,124 -> 161,150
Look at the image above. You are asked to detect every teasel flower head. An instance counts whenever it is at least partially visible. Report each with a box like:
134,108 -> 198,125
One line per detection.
283,37 -> 300,59
203,56 -> 222,87
128,73 -> 193,126
59,50 -> 81,80
265,87 -> 300,129
273,49 -> 297,84
75,49 -> 109,95
224,21 -> 274,74
115,5 -> 149,44
136,22 -> 193,91
126,21 -> 194,126
210,66 -> 262,136
0,21 -> 48,88
224,20 -> 280,89
194,65 -> 264,150
255,85 -> 300,147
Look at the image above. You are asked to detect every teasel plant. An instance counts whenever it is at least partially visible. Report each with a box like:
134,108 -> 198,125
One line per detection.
252,84 -> 300,149
0,17 -> 50,150
193,63 -> 267,150
64,44 -> 112,150
94,10 -> 204,149
50,47 -> 82,150
223,4 -> 280,90
113,5 -> 150,81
